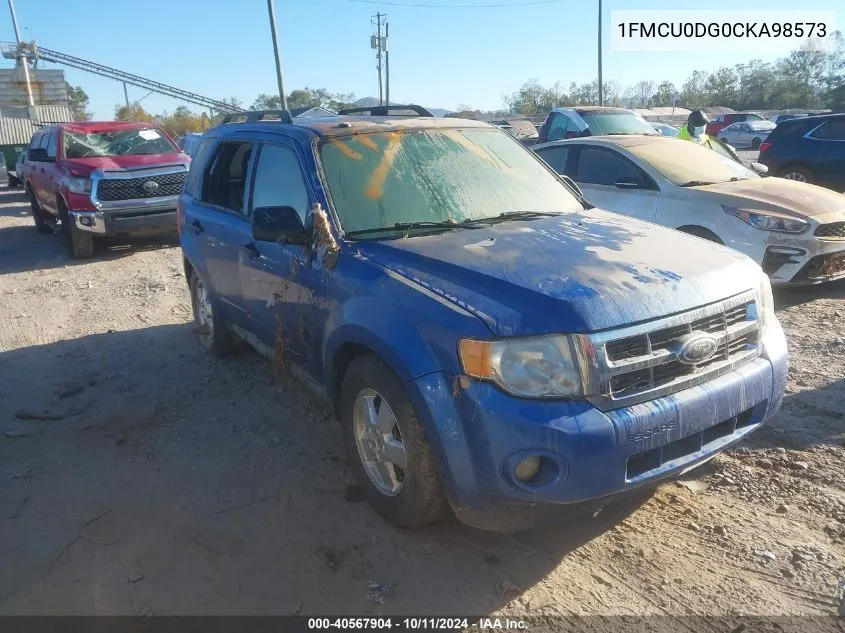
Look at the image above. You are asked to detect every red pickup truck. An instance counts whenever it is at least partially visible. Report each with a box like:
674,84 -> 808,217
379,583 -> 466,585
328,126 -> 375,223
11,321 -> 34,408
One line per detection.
23,121 -> 190,258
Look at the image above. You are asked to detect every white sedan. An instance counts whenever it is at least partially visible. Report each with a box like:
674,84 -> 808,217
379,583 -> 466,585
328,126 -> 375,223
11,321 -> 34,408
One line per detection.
717,120 -> 776,150
533,135 -> 845,285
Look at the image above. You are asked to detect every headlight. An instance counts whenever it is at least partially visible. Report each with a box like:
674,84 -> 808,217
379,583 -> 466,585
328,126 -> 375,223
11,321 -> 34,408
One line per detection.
757,271 -> 775,333
459,335 -> 583,398
65,176 -> 92,194
722,205 -> 808,233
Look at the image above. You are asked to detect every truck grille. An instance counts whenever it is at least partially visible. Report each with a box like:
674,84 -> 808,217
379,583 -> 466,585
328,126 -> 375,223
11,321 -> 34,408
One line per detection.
814,222 -> 845,239
584,294 -> 760,410
96,172 -> 186,201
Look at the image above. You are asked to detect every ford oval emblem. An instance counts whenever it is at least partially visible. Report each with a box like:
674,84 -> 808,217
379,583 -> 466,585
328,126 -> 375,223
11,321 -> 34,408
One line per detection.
142,180 -> 159,194
676,332 -> 719,365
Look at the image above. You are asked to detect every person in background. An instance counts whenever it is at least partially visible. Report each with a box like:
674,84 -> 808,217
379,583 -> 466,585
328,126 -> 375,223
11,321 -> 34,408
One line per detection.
677,109 -> 711,144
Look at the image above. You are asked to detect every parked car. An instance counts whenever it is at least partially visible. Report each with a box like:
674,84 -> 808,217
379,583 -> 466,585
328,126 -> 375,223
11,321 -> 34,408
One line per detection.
179,107 -> 787,531
0,158 -> 8,189
758,113 -> 845,192
705,112 -> 767,137
177,132 -> 204,157
23,121 -> 191,258
8,150 -> 25,188
534,135 -> 845,285
537,106 -> 658,143
717,120 -> 776,150
650,122 -> 679,137
771,113 -> 807,124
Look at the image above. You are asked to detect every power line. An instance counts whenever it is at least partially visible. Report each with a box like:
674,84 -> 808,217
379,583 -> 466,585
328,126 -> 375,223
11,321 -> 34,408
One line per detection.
350,0 -> 565,8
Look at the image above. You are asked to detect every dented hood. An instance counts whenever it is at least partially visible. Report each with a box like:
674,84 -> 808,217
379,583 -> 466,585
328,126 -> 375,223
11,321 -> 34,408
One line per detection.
354,208 -> 761,336
692,178 -> 845,220
61,153 -> 188,177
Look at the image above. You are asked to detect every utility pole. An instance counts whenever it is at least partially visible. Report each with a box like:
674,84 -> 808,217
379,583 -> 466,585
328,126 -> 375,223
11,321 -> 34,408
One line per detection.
7,0 -> 34,107
266,0 -> 288,110
597,0 -> 603,106
375,13 -> 384,105
384,21 -> 390,106
123,82 -> 130,108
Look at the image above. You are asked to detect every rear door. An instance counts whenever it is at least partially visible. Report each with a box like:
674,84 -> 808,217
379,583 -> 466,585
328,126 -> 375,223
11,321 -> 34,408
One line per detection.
570,145 -> 660,222
238,139 -> 319,370
187,139 -> 256,327
806,118 -> 845,190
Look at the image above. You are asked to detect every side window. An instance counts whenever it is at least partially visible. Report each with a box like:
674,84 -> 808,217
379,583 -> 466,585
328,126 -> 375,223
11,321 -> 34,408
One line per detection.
250,143 -> 310,222
536,146 -> 572,176
184,139 -> 214,197
45,131 -> 57,159
547,114 -> 574,142
200,141 -> 253,214
575,147 -> 649,187
810,119 -> 845,141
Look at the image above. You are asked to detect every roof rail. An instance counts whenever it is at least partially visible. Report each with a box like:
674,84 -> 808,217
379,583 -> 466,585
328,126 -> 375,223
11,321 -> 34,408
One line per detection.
337,104 -> 434,117
219,110 -> 293,125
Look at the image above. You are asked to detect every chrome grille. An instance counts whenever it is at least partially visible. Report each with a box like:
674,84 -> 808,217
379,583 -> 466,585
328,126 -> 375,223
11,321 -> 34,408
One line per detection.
581,292 -> 760,411
815,222 -> 845,239
95,171 -> 186,201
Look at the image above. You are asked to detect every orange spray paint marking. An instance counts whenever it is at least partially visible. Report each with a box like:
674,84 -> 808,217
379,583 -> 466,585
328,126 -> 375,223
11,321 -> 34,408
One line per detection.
354,135 -> 378,151
329,139 -> 363,160
365,132 -> 402,200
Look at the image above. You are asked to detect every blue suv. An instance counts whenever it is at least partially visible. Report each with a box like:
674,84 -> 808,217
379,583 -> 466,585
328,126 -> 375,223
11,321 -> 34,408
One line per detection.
178,107 -> 788,531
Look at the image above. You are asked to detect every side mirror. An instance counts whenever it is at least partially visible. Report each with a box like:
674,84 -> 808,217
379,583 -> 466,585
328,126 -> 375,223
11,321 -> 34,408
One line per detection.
614,176 -> 641,189
750,162 -> 769,176
28,148 -> 53,162
252,205 -> 306,244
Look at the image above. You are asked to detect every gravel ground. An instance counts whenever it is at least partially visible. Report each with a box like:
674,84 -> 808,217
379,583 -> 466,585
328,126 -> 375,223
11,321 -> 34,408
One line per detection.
0,189 -> 843,622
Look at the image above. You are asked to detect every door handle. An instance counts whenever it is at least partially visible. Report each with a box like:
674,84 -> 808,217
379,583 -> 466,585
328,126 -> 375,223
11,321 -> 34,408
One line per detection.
240,242 -> 261,259
191,219 -> 204,235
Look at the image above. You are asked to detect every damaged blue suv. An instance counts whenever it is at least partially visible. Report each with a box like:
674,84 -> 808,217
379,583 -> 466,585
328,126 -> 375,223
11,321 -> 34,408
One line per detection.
178,106 -> 788,531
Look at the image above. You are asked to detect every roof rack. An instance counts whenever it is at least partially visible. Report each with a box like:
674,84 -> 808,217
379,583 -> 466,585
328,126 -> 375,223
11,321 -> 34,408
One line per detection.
219,110 -> 293,125
337,104 -> 433,117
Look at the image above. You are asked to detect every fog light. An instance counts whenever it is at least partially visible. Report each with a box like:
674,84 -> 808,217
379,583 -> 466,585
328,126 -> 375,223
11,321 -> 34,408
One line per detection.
514,456 -> 541,483
80,216 -> 93,227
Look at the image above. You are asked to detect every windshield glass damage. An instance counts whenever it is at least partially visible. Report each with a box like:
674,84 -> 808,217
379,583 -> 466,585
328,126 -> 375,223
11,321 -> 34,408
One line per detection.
62,127 -> 177,158
319,127 -> 583,237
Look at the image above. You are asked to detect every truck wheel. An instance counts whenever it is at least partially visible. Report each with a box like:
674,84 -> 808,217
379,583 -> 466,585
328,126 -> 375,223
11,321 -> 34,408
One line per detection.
340,354 -> 445,529
189,271 -> 236,356
28,191 -> 52,234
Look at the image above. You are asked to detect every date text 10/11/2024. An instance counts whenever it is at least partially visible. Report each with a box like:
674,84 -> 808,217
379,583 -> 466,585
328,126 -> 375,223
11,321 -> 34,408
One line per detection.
306,618 -> 527,630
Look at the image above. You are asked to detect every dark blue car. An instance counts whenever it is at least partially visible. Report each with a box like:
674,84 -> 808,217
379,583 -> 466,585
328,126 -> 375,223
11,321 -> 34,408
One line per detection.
758,113 -> 845,192
178,108 -> 788,531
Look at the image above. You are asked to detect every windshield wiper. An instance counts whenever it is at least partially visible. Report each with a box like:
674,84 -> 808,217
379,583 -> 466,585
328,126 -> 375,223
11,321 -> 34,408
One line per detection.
345,220 -> 481,238
679,180 -> 717,187
462,211 -> 561,226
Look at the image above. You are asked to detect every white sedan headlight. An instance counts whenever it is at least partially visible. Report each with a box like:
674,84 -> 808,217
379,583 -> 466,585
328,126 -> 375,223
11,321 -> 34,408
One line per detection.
459,336 -> 583,398
722,205 -> 808,233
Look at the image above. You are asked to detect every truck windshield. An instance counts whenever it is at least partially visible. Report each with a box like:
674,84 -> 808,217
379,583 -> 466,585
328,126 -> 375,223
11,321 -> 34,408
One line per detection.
580,112 -> 658,136
319,127 -> 583,236
627,139 -> 759,186
62,128 -> 177,158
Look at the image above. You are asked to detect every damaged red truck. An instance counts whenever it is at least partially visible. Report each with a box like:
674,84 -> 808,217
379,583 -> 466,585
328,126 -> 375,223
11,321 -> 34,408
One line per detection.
23,121 -> 190,258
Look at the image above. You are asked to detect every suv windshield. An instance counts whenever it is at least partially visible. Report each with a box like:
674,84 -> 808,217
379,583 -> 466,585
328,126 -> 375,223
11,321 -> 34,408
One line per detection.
580,112 -> 657,135
62,127 -> 177,159
319,127 -> 583,236
627,139 -> 758,186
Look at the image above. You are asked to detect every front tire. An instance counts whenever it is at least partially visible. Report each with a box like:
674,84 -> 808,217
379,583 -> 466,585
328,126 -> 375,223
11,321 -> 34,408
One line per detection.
60,202 -> 95,259
340,354 -> 446,529
189,271 -> 236,357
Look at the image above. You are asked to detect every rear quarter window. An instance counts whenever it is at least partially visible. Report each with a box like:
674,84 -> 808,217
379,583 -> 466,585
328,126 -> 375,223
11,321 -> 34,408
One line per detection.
184,139 -> 214,197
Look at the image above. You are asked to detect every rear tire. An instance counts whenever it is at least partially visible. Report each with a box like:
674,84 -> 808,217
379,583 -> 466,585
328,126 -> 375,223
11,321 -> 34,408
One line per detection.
780,166 -> 812,184
677,226 -> 724,245
189,270 -> 236,357
28,189 -> 52,234
340,354 -> 446,529
751,137 -> 762,150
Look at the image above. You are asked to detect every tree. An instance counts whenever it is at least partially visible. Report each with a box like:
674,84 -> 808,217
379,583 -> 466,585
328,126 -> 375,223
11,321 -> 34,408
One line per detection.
251,88 -> 355,113
114,104 -> 155,122
679,70 -> 709,108
66,83 -> 91,121
628,80 -> 655,108
703,67 -> 739,107
157,105 -> 210,138
649,81 -> 677,107
504,79 -> 554,115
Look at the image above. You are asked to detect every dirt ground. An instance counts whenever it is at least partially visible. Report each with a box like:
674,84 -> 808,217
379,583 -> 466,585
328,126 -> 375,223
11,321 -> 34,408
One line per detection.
1,189 -> 843,621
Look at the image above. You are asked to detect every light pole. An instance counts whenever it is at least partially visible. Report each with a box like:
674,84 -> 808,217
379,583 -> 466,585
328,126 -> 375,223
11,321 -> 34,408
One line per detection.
266,0 -> 288,110
7,0 -> 34,107
597,0 -> 603,106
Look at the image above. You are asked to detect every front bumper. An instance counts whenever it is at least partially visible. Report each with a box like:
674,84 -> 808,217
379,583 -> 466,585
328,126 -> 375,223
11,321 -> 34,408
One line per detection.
407,320 -> 788,531
762,216 -> 845,285
69,196 -> 178,237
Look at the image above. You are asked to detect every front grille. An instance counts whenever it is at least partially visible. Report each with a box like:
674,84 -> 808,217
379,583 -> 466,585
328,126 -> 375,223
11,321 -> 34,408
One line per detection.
815,222 -> 845,239
600,299 -> 758,402
96,171 -> 186,201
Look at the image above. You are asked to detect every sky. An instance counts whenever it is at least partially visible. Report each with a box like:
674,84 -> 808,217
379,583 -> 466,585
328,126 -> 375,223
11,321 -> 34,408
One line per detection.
0,0 -> 840,119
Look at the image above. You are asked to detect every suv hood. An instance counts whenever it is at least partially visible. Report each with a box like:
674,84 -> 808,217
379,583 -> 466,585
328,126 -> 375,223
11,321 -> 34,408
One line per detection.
62,152 -> 188,177
354,209 -> 761,336
693,178 -> 845,220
